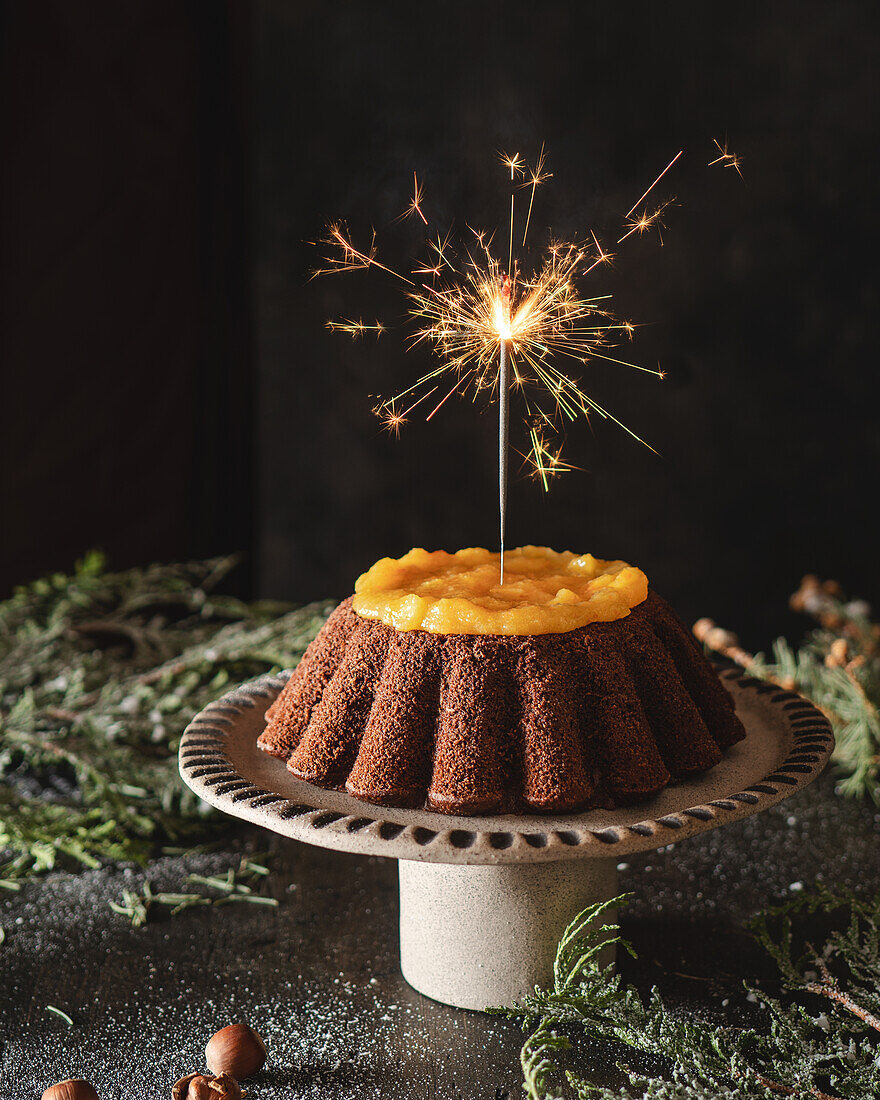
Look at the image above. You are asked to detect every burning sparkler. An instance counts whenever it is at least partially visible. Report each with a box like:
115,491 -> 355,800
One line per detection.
316,148 -> 687,580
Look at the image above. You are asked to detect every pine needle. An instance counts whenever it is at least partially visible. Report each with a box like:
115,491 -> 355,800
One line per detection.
45,1005 -> 74,1027
109,877 -> 277,923
108,856 -> 278,925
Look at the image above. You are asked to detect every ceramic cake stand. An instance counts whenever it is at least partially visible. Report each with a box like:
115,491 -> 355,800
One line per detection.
179,667 -> 832,1011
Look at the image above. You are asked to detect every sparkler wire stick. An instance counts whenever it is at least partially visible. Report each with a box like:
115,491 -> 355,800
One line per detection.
499,336 -> 509,584
498,274 -> 512,583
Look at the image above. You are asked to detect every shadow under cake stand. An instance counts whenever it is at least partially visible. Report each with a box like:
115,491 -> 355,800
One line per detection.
179,667 -> 833,1011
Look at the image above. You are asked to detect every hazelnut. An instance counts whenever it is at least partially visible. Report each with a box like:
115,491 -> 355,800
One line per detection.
42,1083 -> 100,1100
205,1024 -> 267,1079
171,1074 -> 242,1100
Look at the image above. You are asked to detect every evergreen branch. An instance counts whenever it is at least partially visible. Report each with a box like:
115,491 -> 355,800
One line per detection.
521,1020 -> 571,1100
497,890 -> 880,1099
802,956 -> 880,1034
0,553 -> 333,882
695,575 -> 880,803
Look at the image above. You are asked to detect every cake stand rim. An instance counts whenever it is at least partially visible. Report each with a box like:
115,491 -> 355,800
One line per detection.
178,666 -> 834,864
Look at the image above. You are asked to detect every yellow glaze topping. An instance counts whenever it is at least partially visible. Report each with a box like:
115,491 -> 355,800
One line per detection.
352,546 -> 648,635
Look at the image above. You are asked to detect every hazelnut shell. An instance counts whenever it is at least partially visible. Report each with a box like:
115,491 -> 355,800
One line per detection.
205,1023 -> 267,1078
171,1075 -> 242,1100
171,1076 -> 201,1100
42,1083 -> 100,1100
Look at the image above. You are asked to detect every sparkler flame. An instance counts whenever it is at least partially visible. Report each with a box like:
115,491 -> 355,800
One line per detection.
388,235 -> 660,459
317,148 -> 691,484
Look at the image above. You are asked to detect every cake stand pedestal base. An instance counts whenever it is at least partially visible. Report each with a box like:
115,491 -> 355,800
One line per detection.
398,858 -> 618,1010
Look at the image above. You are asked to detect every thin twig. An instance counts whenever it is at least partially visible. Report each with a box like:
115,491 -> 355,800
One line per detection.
755,1074 -> 840,1100
804,957 -> 880,1034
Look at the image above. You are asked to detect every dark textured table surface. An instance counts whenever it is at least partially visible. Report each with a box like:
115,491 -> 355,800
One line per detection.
2,774 -> 879,1099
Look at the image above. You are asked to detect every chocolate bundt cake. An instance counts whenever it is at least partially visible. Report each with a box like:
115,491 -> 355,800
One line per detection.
258,547 -> 745,815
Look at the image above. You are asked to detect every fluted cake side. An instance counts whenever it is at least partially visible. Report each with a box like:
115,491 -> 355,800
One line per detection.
258,592 -> 745,815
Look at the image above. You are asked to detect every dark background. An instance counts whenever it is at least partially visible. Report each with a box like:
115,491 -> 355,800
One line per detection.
2,0 -> 878,646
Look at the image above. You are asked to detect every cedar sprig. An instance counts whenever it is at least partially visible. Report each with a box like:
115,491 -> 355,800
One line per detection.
494,891 -> 880,1099
0,553 -> 333,884
751,886 -> 880,1036
695,576 -> 880,803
